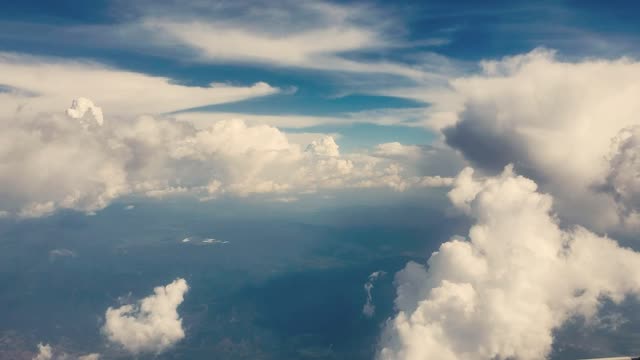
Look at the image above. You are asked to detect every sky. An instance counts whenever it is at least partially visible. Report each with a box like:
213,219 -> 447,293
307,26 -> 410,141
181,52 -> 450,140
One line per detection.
2,1 -> 640,359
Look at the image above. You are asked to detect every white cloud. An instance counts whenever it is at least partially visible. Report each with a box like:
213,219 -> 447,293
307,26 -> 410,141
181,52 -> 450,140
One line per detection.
0,98 -> 450,218
134,1 -> 433,80
306,136 -> 341,157
373,142 -> 423,160
363,271 -> 385,318
33,343 -> 52,360
603,125 -> 640,229
371,140 -> 466,180
202,238 -> 228,245
434,49 -> 640,232
378,166 -> 640,360
284,132 -> 342,148
77,355 -> 100,360
0,52 -> 278,119
49,249 -> 76,261
0,1 -> 456,87
66,97 -> 104,127
31,344 -> 98,360
415,175 -> 454,188
103,278 -> 189,354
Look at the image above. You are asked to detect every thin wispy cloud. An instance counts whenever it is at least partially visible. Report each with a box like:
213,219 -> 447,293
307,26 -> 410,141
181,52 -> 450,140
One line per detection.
0,52 -> 278,118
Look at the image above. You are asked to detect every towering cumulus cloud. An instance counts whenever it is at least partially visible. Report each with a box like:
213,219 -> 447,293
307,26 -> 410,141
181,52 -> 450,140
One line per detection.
103,278 -> 189,354
378,166 -> 640,360
439,49 -> 640,232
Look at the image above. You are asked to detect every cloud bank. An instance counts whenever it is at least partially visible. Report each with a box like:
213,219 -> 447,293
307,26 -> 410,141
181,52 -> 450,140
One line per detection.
378,166 -> 640,360
0,97 -> 450,217
103,278 -> 189,354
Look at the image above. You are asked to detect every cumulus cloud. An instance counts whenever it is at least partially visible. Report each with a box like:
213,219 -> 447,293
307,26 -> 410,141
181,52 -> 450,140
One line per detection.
103,278 -> 189,354
33,343 -> 52,360
436,49 -> 640,232
378,166 -> 640,360
77,355 -> 100,360
0,98 -> 451,217
31,343 -> 99,360
603,126 -> 640,229
65,98 -> 104,127
363,271 -> 386,318
306,136 -> 341,157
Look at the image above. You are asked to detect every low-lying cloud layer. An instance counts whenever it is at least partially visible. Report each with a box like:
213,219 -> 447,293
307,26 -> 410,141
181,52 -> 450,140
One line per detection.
103,278 -> 189,354
0,97 -> 450,218
378,166 -> 640,360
